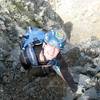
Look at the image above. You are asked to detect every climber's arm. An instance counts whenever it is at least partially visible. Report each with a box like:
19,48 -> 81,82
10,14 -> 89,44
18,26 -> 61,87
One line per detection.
53,53 -> 78,93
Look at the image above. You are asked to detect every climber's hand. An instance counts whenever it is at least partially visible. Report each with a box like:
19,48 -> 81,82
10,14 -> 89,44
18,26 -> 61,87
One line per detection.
73,85 -> 85,100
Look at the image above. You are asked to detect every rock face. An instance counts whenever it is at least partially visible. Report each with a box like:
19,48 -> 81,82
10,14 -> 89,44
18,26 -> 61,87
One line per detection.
0,0 -> 100,100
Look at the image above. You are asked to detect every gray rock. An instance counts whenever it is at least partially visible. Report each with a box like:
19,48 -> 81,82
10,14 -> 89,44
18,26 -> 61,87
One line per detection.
0,62 -> 5,81
0,20 -> 6,30
78,74 -> 94,88
0,37 -> 6,46
78,87 -> 97,100
15,23 -> 25,37
63,47 -> 80,66
93,56 -> 100,67
95,72 -> 100,78
7,44 -> 21,62
95,79 -> 100,99
62,87 -> 74,100
83,63 -> 99,76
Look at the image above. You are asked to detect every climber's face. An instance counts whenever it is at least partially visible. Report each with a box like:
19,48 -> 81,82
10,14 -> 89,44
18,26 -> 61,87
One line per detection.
42,43 -> 60,60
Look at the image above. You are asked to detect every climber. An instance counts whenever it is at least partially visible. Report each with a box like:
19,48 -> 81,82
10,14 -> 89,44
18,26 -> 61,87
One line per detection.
20,26 -> 78,93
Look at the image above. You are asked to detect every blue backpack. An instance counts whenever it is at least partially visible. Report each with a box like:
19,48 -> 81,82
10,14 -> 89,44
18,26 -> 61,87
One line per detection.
22,27 -> 45,49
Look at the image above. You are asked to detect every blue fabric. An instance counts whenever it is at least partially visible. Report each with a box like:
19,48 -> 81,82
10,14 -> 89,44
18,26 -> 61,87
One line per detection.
26,45 -> 38,66
48,59 -> 60,68
22,27 -> 45,49
48,59 -> 62,77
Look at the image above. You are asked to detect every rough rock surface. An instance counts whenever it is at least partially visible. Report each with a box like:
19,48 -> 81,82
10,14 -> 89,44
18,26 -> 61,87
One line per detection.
0,0 -> 100,100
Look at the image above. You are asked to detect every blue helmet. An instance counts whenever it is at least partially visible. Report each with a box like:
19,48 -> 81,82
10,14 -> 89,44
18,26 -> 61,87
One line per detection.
44,29 -> 66,49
